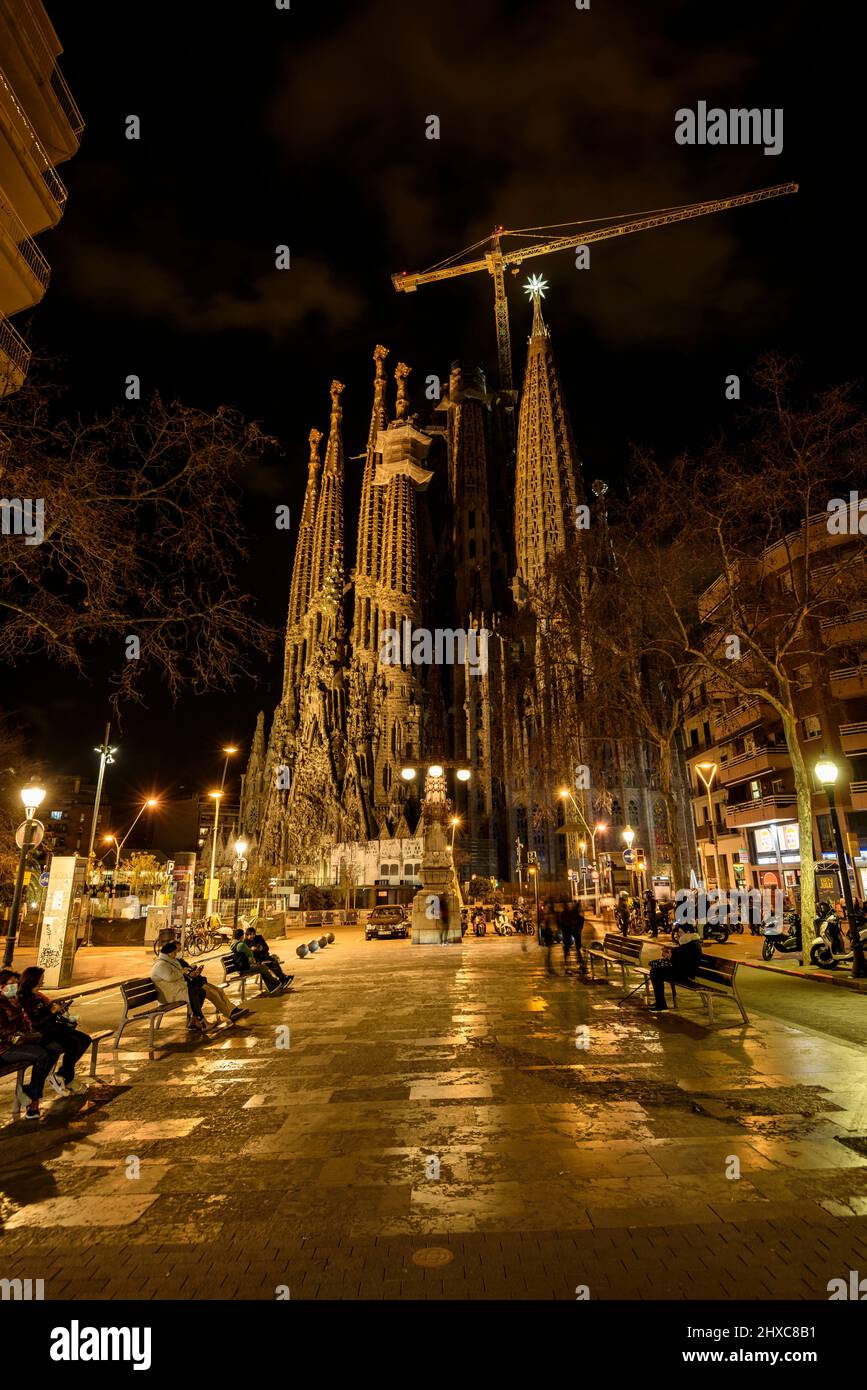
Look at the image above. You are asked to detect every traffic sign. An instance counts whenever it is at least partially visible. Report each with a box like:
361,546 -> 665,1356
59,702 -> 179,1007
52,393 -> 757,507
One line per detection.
15,819 -> 44,849
622,849 -> 635,867
39,870 -> 50,887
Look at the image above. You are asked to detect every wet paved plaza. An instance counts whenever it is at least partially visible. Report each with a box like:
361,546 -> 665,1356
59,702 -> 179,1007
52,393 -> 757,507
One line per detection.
2,931 -> 867,1300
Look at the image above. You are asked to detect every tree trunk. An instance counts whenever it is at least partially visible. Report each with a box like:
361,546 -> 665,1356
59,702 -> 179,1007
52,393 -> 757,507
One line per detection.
781,709 -> 816,938
658,737 -> 686,891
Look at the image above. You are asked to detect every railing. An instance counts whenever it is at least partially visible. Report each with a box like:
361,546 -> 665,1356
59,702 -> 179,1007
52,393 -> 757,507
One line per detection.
0,69 -> 67,211
726,793 -> 797,820
822,608 -> 867,630
0,185 -> 50,288
0,312 -> 31,380
17,0 -> 85,137
840,721 -> 867,740
831,665 -> 867,685
712,698 -> 769,738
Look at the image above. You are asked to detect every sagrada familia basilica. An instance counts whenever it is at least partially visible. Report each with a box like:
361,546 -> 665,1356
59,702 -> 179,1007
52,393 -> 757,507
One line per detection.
239,287 -> 675,886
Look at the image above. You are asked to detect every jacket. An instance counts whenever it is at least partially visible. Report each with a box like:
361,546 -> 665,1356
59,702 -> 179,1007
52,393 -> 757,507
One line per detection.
150,955 -> 190,1004
0,994 -> 37,1048
669,935 -> 702,980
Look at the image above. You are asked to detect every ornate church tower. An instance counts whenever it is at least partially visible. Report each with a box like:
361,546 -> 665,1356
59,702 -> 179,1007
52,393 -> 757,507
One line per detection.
370,363 -> 433,823
513,285 -> 582,597
506,283 -> 585,876
344,346 -> 390,835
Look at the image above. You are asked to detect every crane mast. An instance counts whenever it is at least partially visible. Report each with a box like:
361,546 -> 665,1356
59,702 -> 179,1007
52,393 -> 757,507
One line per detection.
393,182 -> 798,392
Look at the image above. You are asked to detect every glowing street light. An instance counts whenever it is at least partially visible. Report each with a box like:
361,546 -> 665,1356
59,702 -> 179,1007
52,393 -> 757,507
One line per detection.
815,755 -> 865,977
233,836 -> 249,929
695,760 -> 719,890
3,783 -> 47,967
205,745 -> 239,922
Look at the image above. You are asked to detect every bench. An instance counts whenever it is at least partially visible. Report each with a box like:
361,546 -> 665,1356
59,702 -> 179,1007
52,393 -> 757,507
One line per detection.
113,978 -> 188,1051
220,953 -> 268,1002
588,933 -> 650,999
2,1027 -> 114,1117
668,953 -> 749,1026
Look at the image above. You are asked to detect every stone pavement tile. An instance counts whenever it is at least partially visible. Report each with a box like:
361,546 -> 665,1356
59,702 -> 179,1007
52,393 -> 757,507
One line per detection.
587,1203 -> 720,1229
3,1193 -> 159,1228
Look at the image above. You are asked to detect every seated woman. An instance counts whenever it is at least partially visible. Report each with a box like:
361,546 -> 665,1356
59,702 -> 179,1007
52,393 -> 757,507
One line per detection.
17,966 -> 92,1095
0,968 -> 63,1119
151,941 -> 244,1030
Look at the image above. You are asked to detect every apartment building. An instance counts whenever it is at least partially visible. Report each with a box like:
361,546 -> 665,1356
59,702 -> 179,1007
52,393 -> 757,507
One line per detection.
0,0 -> 82,395
43,774 -> 110,857
682,517 -> 867,902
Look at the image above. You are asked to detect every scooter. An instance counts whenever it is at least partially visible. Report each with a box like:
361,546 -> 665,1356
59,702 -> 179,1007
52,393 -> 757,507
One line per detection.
761,909 -> 802,960
809,901 -> 867,968
493,909 -> 513,936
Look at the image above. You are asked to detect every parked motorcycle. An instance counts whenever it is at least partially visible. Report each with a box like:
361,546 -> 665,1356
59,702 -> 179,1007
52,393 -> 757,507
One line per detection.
809,900 -> 867,968
761,909 -> 802,960
493,909 -> 513,936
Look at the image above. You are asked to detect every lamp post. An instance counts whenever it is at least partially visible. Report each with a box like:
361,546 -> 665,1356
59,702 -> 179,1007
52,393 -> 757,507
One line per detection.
83,723 -> 117,944
400,762 -> 471,944
815,756 -> 866,978
103,798 -> 158,914
695,761 -> 719,892
205,745 -> 238,923
449,816 -> 460,851
622,824 -> 636,901
578,840 -> 587,899
515,837 -> 524,896
4,784 -> 46,967
527,854 -> 541,939
233,838 -> 248,929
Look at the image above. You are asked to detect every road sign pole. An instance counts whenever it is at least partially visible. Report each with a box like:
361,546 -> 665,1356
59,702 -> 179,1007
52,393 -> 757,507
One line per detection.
4,817 -> 38,968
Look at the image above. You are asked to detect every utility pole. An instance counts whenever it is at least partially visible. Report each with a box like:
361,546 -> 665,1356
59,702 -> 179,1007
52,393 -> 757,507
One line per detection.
84,722 -> 115,946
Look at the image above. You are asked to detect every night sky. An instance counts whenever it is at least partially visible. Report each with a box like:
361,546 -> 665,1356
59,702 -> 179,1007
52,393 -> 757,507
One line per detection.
4,0 -> 856,828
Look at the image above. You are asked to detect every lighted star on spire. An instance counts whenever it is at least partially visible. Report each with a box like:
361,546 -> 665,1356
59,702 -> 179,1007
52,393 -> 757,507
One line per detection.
523,274 -> 548,301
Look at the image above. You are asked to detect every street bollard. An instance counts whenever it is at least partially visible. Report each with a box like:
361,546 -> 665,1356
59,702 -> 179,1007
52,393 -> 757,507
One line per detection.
318,935 -> 328,948
296,943 -> 308,958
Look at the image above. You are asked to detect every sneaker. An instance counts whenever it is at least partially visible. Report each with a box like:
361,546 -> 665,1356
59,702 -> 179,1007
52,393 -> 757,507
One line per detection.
15,1080 -> 29,1110
65,1078 -> 88,1094
229,1007 -> 249,1019
647,1003 -> 668,1012
24,1102 -> 40,1120
46,1072 -> 69,1097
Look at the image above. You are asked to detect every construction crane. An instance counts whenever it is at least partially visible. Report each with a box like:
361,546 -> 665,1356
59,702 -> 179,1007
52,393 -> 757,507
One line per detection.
392,182 -> 798,393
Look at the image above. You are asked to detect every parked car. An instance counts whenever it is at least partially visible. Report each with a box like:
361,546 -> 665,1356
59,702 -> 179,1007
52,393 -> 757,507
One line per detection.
365,905 -> 410,940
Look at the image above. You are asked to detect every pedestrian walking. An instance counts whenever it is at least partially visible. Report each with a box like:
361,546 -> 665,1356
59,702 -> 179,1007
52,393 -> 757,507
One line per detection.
439,895 -> 450,945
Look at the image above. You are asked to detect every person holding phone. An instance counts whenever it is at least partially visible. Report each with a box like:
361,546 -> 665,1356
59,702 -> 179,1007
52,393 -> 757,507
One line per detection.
0,968 -> 63,1119
17,966 -> 92,1095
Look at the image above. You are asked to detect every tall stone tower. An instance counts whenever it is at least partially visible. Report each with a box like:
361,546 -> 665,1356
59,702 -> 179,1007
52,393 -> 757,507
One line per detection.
505,284 -> 585,876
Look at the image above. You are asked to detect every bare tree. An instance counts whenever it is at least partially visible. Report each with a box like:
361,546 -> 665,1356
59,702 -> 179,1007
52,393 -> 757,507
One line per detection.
638,356 -> 867,928
0,377 -> 278,706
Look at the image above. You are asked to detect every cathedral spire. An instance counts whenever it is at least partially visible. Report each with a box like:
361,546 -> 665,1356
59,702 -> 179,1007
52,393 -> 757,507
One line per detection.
287,427 -> 322,627
513,283 -> 581,593
312,380 -> 345,597
355,346 -> 389,586
395,361 -> 411,420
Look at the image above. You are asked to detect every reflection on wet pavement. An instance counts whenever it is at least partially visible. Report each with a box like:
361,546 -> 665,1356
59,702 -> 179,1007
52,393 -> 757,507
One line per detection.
2,932 -> 867,1298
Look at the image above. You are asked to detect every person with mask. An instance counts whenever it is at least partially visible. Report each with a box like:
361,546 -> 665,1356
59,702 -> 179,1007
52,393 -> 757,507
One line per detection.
243,927 -> 293,984
0,968 -> 62,1119
17,966 -> 92,1096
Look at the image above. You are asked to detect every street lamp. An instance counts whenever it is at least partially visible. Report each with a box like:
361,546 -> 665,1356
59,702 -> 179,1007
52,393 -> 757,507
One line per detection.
102,798 -> 159,916
233,837 -> 248,929
815,756 -> 866,977
205,745 -> 238,923
450,816 -> 460,850
3,784 -> 46,967
695,761 -> 719,891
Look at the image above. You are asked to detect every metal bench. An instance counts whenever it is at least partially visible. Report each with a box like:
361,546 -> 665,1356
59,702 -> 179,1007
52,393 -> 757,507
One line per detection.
669,953 -> 749,1026
588,933 -> 650,999
2,1028 -> 114,1116
220,953 -> 267,1002
113,978 -> 188,1051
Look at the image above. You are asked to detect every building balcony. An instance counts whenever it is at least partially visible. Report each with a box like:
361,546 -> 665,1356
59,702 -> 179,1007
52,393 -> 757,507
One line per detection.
725,793 -> 797,829
851,782 -> 867,813
0,311 -> 30,395
0,182 -> 49,313
0,67 -> 67,233
719,746 -> 790,787
822,610 -> 867,648
0,0 -> 83,163
840,723 -> 867,757
830,666 -> 867,702
712,698 -> 777,741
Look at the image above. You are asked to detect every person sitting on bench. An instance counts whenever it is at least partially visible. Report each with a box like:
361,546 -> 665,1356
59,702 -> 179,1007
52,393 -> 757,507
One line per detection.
18,966 -> 92,1096
0,968 -> 62,1120
244,927 -> 292,985
647,926 -> 702,1011
231,929 -> 284,995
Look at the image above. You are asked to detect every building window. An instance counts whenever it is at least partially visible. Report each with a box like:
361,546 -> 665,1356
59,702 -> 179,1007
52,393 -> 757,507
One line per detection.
802,715 -> 822,741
